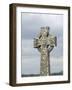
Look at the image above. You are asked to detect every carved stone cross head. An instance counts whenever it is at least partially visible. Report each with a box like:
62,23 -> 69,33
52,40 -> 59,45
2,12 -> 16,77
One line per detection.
34,26 -> 57,52
34,26 -> 57,76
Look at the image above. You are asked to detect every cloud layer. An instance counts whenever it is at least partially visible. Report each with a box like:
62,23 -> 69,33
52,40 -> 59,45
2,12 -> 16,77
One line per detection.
21,13 -> 63,75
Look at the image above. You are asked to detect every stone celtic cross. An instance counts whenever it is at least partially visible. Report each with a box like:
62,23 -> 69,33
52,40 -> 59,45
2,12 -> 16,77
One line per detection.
34,27 -> 57,76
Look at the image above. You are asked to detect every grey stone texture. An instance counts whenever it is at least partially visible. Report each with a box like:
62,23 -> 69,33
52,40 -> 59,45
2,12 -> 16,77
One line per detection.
34,26 -> 57,76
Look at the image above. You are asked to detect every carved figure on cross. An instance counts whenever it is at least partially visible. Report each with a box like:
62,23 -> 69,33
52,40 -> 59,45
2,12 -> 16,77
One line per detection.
34,26 -> 57,76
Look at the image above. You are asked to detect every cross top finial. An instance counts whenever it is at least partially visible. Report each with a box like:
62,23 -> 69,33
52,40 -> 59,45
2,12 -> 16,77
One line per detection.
40,26 -> 50,36
41,26 -> 50,30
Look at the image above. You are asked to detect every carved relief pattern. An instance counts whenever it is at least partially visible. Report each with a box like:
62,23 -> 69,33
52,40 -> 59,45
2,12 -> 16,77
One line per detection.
34,27 -> 57,76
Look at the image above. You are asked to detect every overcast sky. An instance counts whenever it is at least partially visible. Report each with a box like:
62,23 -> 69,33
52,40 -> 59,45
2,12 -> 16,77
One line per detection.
21,12 -> 63,75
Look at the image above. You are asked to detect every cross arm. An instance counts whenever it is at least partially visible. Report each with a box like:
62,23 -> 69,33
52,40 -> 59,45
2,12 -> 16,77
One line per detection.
34,38 -> 41,48
47,35 -> 57,47
34,29 -> 43,48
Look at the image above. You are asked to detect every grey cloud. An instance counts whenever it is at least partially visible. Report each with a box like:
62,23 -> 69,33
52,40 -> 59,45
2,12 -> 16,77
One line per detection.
21,57 -> 40,74
21,13 -> 63,39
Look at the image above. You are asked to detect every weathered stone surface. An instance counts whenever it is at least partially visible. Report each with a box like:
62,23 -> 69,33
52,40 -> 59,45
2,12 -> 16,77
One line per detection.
34,26 -> 57,76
